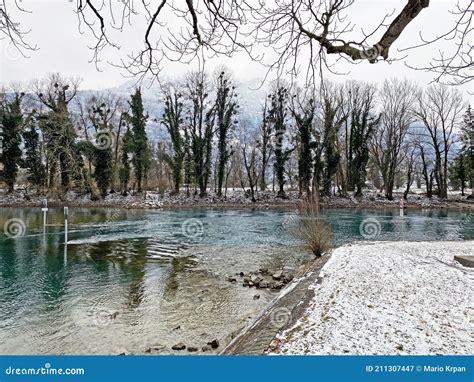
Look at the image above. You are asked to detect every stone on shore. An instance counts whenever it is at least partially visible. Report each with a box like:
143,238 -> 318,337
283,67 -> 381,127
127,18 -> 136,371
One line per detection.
454,255 -> 474,268
272,271 -> 283,280
171,343 -> 186,351
207,339 -> 219,349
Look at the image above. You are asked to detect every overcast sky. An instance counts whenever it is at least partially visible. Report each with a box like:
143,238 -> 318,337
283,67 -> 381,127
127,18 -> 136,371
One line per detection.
0,0 -> 471,101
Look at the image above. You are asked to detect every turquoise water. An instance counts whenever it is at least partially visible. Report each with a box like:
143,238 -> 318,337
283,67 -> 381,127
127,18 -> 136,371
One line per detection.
0,207 -> 472,355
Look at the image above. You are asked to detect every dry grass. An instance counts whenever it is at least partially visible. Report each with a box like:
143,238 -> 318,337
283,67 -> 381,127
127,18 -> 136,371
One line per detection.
291,200 -> 333,257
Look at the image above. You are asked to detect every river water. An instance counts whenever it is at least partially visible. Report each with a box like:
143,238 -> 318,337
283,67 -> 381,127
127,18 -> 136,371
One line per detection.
0,207 -> 472,354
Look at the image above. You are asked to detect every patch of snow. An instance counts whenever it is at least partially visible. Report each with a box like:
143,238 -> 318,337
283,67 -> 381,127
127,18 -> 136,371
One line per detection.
271,241 -> 474,355
1,187 -> 472,209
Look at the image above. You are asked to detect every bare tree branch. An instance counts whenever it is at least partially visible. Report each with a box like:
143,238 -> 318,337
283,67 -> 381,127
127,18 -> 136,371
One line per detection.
0,0 -> 37,57
403,1 -> 473,86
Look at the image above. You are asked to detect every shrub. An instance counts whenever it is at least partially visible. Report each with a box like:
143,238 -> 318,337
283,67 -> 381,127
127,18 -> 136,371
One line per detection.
291,200 -> 333,257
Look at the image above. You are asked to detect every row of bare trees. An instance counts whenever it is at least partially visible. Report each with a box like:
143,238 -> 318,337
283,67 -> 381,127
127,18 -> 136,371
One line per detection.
1,73 -> 472,201
229,78 -> 471,201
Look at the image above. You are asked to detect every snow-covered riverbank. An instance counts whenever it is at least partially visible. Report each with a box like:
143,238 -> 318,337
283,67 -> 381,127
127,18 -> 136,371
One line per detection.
1,188 -> 473,210
270,241 -> 474,355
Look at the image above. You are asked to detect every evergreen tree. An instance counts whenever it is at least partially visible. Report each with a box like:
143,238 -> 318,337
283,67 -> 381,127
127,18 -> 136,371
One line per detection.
119,128 -> 132,195
183,127 -> 193,197
349,114 -> 379,196
91,102 -> 114,198
342,83 -> 379,197
75,140 -> 95,194
348,103 -> 379,196
449,153 -> 469,195
162,88 -> 185,194
94,146 -> 113,198
40,109 -> 81,193
321,96 -> 342,197
77,138 -> 112,199
128,88 -> 149,193
214,71 -> 238,197
461,106 -> 473,197
22,121 -> 46,190
257,101 -> 272,192
268,87 -> 292,198
291,97 -> 315,198
36,75 -> 82,194
0,94 -> 24,192
184,71 -> 214,197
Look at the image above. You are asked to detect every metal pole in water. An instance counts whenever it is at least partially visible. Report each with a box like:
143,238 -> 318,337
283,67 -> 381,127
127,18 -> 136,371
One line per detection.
399,198 -> 405,217
64,206 -> 69,244
42,199 -> 48,234
64,237 -> 68,264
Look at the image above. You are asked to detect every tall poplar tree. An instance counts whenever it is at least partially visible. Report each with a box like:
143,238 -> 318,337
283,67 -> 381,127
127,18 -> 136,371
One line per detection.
0,93 -> 24,192
129,88 -> 149,193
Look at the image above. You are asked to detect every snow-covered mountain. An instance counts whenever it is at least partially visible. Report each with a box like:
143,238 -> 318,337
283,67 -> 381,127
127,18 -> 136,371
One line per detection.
74,76 -> 268,143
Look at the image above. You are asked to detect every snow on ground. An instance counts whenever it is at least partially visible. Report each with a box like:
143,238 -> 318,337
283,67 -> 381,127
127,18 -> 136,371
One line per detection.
271,241 -> 474,355
1,187 -> 472,209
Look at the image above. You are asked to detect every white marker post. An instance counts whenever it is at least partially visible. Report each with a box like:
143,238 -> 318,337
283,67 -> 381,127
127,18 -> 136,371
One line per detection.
42,199 -> 48,234
64,207 -> 69,244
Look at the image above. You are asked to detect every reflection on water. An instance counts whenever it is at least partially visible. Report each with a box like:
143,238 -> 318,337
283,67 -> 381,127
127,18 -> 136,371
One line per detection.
0,207 -> 472,354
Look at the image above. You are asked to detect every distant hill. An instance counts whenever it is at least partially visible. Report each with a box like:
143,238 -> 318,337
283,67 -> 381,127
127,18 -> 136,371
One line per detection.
74,76 -> 268,143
